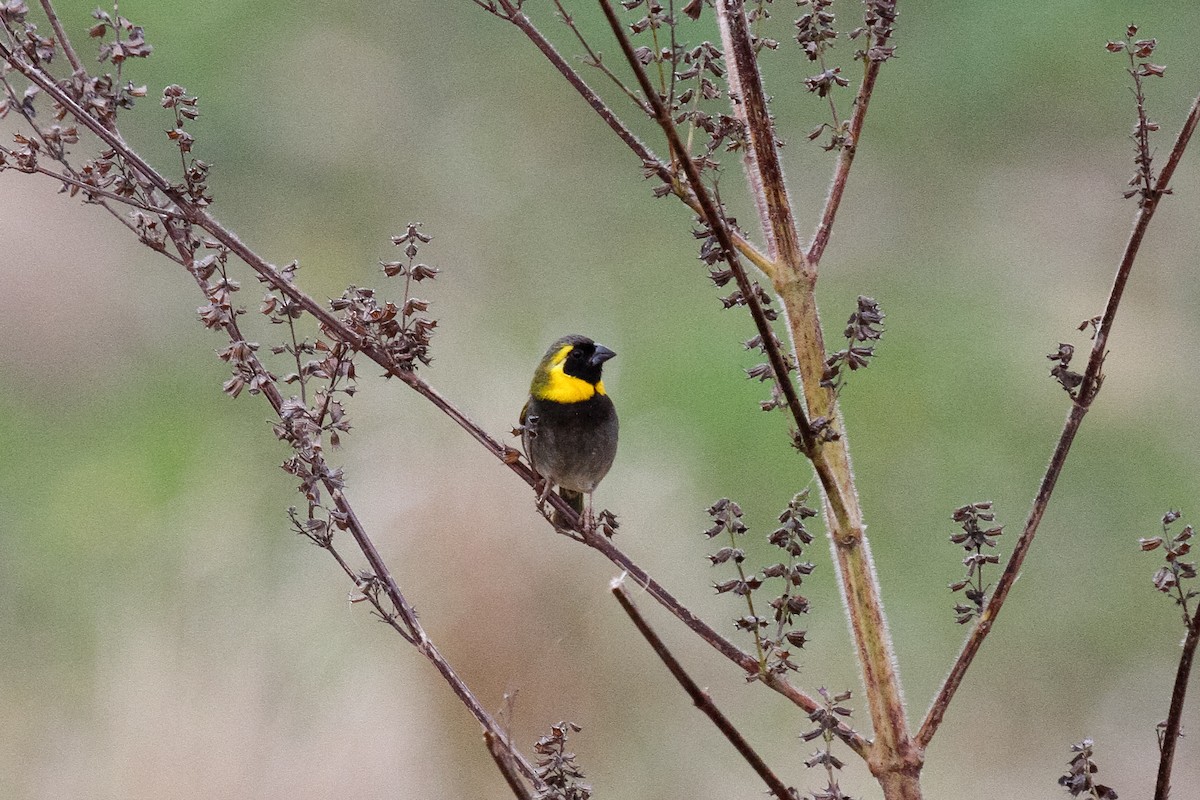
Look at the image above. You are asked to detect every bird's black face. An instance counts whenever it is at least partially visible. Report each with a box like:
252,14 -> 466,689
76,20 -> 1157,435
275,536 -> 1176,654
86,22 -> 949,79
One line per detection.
562,339 -> 616,385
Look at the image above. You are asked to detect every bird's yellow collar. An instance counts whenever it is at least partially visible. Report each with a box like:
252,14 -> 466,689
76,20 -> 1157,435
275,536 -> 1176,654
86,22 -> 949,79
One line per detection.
532,343 -> 607,403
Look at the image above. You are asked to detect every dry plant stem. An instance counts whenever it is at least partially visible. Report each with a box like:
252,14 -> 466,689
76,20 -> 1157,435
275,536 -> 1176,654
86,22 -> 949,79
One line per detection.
486,0 -> 776,278
37,0 -> 83,74
714,2 -> 916,787
613,582 -> 797,800
0,15 -> 852,753
917,90 -> 1200,750
1156,610 -> 1200,800
807,58 -> 881,267
485,731 -> 537,800
714,0 -> 810,277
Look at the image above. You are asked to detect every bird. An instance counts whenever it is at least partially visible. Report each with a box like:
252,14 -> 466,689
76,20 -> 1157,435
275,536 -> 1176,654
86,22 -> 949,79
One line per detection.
520,334 -> 619,532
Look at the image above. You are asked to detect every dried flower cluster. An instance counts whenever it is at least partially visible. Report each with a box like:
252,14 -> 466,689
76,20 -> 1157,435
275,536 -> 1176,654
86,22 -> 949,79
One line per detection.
332,223 -> 438,371
851,0 -> 897,63
822,296 -> 884,393
707,494 -> 814,676
947,502 -> 1003,624
1140,511 -> 1197,626
1106,26 -> 1168,206
1047,341 -> 1084,397
802,688 -> 858,800
533,722 -> 592,800
1058,739 -> 1118,800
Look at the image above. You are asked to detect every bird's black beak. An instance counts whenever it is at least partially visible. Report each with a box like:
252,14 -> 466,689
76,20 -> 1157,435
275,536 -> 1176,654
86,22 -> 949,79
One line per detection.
589,344 -> 616,368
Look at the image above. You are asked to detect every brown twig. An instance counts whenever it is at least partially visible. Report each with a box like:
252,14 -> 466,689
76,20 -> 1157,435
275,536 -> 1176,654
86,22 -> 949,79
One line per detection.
596,0 -> 840,504
38,0 -> 83,74
917,89 -> 1200,750
612,581 -> 798,800
585,527 -> 867,755
1155,610 -> 1200,800
483,0 -> 776,278
550,0 -> 649,114
163,216 -> 547,788
0,17 -> 551,786
485,730 -> 536,800
807,59 -> 886,266
714,0 -> 810,277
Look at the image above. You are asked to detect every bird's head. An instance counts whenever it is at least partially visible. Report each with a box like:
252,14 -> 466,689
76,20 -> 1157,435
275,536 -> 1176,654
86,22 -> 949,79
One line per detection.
530,334 -> 616,402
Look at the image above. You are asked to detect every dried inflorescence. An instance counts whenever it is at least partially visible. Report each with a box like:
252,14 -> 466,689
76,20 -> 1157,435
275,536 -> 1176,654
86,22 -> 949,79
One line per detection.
708,493 -> 814,677
851,0 -> 898,63
947,501 -> 1003,624
1047,341 -> 1084,398
761,492 -> 816,673
1106,26 -> 1168,206
1140,510 -> 1198,626
533,722 -> 591,800
332,223 -> 439,371
822,295 -> 884,393
1057,739 -> 1118,800
162,84 -> 211,206
802,688 -> 859,800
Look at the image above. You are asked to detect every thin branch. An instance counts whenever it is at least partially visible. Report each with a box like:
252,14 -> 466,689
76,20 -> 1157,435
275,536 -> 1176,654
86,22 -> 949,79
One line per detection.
0,23 -> 546,783
918,89 -> 1200,749
807,58 -> 879,267
170,219 -> 547,789
1155,610 -> 1200,800
586,528 -> 867,755
38,0 -> 83,74
485,731 -> 536,800
612,580 -> 798,800
0,159 -> 177,214
551,0 -> 649,114
714,0 -> 809,276
484,0 -> 776,278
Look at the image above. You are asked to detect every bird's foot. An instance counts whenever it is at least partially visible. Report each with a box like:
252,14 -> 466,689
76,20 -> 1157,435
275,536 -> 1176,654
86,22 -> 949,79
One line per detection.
535,478 -> 553,512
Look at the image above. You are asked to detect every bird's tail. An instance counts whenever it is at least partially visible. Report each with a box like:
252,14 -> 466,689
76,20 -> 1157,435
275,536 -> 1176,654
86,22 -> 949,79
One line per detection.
553,487 -> 584,528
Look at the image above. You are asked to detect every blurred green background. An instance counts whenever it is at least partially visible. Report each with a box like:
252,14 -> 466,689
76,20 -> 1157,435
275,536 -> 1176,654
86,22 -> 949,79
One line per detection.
3,1 -> 1200,798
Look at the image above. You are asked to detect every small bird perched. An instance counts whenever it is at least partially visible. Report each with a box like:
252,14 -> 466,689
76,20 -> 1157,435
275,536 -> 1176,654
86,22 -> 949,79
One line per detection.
520,334 -> 619,531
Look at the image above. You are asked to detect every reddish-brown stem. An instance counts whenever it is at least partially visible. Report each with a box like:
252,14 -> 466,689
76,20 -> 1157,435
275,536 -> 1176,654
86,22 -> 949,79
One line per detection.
714,0 -> 809,277
485,731 -> 537,800
807,57 -> 881,267
613,582 -> 799,799
38,0 -> 83,74
484,0 -> 776,277
1155,610 -> 1200,800
588,529 -> 867,755
918,90 -> 1200,749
